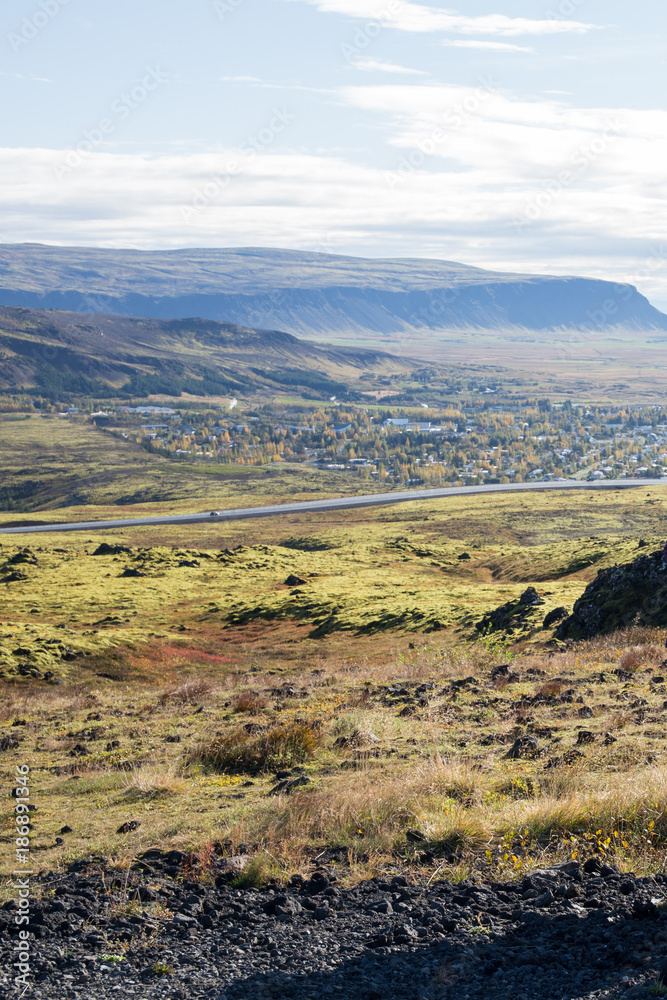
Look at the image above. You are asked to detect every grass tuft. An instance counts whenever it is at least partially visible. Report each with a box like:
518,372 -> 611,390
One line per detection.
618,644 -> 665,672
151,963 -> 175,977
158,678 -> 213,706
184,720 -> 321,774
231,691 -> 268,714
230,854 -> 272,889
122,766 -> 187,799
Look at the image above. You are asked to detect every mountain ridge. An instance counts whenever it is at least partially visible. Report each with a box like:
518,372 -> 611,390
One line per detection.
0,244 -> 664,338
0,305 -> 408,399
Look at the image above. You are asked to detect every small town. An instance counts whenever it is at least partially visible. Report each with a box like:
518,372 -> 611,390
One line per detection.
102,399 -> 667,486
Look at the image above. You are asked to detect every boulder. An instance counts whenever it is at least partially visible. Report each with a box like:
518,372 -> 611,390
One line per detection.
476,588 -> 545,635
519,587 -> 544,606
543,607 -> 569,628
556,550 -> 667,639
6,549 -> 38,566
506,735 -> 540,759
117,820 -> 141,834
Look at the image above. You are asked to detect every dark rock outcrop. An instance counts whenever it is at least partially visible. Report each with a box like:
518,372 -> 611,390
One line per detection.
92,543 -> 132,556
543,606 -> 569,628
6,548 -> 38,566
476,587 -> 545,635
556,549 -> 667,640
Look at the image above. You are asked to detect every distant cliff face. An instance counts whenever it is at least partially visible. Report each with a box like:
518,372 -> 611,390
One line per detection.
0,245 -> 664,337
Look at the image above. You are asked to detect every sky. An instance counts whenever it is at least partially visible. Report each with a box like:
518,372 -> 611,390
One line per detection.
2,0 -> 667,306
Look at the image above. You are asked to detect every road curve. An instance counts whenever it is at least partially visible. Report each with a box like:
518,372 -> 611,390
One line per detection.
0,478 -> 664,536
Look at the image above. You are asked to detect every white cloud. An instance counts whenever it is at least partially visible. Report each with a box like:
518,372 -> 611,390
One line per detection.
0,71 -> 52,82
218,76 -> 331,94
289,0 -> 595,36
218,75 -> 263,84
0,81 -> 665,302
350,58 -> 427,74
441,40 -> 534,53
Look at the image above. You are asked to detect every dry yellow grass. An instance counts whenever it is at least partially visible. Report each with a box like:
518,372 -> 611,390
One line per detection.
122,766 -> 188,798
1,477 -> 667,890
3,625 -> 666,894
229,755 -> 667,883
158,678 -> 215,706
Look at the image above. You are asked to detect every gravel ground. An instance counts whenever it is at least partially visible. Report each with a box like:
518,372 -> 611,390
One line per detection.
3,853 -> 667,1000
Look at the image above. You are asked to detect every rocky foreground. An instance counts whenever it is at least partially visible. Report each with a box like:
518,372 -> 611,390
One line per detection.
3,853 -> 667,1000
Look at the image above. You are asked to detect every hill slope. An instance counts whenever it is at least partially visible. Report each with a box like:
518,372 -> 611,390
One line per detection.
0,245 -> 664,338
0,305 -> 407,398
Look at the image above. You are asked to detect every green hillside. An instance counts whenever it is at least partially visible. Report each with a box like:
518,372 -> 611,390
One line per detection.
0,305 -> 409,399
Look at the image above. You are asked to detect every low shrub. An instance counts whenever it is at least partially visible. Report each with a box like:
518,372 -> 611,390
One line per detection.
158,678 -> 213,706
618,644 -> 664,672
538,680 -> 565,697
184,720 -> 321,774
231,691 -> 268,714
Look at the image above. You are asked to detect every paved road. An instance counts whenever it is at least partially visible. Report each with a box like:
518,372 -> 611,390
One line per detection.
0,478 -> 664,536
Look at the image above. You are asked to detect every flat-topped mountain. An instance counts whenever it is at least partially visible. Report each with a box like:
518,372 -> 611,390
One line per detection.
0,245 -> 664,338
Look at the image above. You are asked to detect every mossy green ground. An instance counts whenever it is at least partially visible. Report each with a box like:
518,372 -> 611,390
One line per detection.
0,486 -> 665,672
2,413 -> 667,889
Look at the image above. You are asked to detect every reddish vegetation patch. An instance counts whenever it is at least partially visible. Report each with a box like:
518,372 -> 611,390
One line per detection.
116,621 -> 448,687
159,645 -> 233,666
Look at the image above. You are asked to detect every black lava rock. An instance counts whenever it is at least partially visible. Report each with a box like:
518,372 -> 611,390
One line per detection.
92,543 -> 132,556
543,606 -> 569,628
556,549 -> 667,639
506,735 -> 540,759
